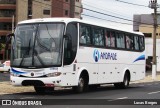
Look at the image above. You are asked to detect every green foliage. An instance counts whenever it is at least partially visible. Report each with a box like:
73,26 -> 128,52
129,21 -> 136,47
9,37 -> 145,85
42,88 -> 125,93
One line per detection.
0,43 -> 5,51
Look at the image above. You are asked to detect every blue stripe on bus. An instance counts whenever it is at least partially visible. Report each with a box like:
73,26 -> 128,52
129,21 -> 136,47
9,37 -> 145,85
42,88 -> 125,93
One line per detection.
133,55 -> 145,63
11,68 -> 27,74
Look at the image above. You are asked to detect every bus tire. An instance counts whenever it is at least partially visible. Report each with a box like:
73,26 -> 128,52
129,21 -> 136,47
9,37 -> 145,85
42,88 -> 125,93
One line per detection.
73,76 -> 88,93
34,86 -> 45,94
114,73 -> 130,89
121,73 -> 130,88
77,77 -> 85,93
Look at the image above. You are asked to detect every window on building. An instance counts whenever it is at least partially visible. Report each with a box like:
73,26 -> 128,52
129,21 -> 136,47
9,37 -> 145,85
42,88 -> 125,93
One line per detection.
65,10 -> 68,16
0,0 -> 16,4
0,9 -> 15,17
0,23 -> 12,30
76,0 -> 79,2
0,36 -> 6,43
43,10 -> 50,15
144,33 -> 152,37
28,0 -> 32,19
65,0 -> 69,2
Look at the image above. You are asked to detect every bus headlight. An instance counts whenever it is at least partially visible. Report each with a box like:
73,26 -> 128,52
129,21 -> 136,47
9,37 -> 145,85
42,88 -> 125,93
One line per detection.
46,72 -> 62,77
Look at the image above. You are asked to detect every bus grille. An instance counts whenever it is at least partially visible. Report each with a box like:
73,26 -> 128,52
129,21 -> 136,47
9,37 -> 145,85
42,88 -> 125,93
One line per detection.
22,80 -> 45,86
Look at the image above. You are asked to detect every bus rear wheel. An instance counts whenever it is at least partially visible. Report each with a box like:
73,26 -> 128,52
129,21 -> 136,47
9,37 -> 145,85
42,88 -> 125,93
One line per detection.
121,73 -> 130,88
114,73 -> 130,89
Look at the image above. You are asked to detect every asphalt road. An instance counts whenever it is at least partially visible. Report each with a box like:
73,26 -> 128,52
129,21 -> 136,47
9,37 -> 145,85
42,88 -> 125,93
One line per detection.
0,72 -> 160,108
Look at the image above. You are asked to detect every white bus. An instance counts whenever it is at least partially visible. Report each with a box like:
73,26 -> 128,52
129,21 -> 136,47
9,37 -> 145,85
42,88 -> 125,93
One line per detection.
8,18 -> 145,93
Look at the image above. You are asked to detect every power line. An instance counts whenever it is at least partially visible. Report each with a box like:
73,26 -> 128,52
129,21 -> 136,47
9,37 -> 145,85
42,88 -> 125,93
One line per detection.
115,0 -> 148,7
33,0 -> 153,26
20,0 -> 158,29
83,2 -> 130,19
82,13 -> 160,29
82,14 -> 132,25
82,1 -> 154,26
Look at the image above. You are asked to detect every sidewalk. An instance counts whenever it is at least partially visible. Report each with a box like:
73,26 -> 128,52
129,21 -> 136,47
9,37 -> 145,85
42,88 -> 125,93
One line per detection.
132,71 -> 160,83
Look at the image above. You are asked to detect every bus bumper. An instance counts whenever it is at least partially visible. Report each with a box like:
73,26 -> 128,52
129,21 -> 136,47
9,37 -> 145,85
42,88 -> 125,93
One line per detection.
10,76 -> 63,87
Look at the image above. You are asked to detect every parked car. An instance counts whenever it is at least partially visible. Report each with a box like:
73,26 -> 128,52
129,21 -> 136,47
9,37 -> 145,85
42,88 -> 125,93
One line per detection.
0,61 -> 10,72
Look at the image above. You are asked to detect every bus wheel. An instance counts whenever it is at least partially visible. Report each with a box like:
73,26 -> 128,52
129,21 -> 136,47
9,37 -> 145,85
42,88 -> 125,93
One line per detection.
114,73 -> 130,89
34,86 -> 45,94
73,76 -> 88,93
77,77 -> 85,93
121,73 -> 130,88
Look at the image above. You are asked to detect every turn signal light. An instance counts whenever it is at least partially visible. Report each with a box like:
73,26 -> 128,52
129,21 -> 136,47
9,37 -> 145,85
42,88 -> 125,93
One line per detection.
46,72 -> 62,77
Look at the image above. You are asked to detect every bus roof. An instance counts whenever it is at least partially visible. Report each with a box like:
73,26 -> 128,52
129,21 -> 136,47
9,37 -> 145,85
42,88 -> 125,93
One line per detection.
18,18 -> 143,36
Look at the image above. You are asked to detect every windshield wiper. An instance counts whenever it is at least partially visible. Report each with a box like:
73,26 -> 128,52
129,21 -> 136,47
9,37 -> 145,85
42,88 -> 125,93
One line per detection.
19,38 -> 31,67
31,25 -> 45,67
34,49 -> 45,67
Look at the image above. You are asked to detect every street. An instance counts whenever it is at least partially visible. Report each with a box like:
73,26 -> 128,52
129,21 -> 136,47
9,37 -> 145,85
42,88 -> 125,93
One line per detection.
0,72 -> 160,108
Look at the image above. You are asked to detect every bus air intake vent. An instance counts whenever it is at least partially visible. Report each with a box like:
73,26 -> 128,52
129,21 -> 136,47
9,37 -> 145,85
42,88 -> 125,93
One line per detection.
22,80 -> 45,86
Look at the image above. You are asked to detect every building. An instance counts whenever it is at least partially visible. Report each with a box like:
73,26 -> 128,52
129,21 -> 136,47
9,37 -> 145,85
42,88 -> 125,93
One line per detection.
16,0 -> 52,23
0,0 -> 83,62
52,0 -> 82,18
133,14 -> 160,38
17,0 -> 82,22
0,0 -> 16,61
133,14 -> 160,71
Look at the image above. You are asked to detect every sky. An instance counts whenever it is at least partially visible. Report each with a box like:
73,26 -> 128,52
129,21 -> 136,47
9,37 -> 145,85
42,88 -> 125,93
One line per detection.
82,0 -> 159,31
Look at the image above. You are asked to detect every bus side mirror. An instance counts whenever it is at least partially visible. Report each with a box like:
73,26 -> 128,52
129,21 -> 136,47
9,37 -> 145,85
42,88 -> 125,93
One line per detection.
5,33 -> 14,60
5,33 -> 14,50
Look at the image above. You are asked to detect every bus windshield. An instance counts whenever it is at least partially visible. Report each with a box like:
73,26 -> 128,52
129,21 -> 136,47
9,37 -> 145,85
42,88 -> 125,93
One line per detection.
11,23 -> 65,68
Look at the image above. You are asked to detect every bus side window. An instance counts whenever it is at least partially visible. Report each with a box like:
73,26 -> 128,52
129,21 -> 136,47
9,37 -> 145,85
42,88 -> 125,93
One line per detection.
111,32 -> 116,47
93,27 -> 105,46
134,36 -> 140,51
105,31 -> 115,48
105,31 -> 111,47
79,25 -> 91,45
116,33 -> 125,49
139,36 -> 145,51
126,35 -> 134,50
64,22 -> 78,65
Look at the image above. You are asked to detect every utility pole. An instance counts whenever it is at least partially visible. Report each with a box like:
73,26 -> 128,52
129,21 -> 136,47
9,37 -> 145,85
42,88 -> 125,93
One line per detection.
12,15 -> 14,33
149,0 -> 159,80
